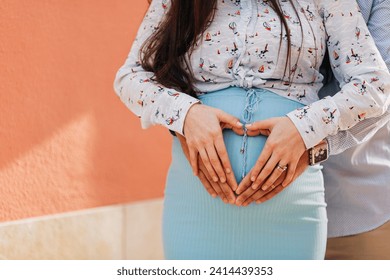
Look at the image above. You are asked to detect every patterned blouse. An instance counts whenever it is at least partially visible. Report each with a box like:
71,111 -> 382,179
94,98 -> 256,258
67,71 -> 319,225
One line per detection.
114,0 -> 390,149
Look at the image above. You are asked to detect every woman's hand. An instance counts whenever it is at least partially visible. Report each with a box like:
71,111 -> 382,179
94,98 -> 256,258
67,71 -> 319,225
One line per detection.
183,103 -> 244,198
244,116 -> 306,191
177,134 -> 236,204
235,150 -> 309,206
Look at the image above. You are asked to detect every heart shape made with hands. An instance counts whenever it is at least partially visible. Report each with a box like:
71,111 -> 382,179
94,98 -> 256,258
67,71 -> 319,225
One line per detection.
178,116 -> 308,206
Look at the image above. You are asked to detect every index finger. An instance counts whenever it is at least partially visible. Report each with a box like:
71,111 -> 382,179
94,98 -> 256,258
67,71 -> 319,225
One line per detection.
250,142 -> 272,180
235,172 -> 253,194
214,134 -> 237,190
235,186 -> 257,206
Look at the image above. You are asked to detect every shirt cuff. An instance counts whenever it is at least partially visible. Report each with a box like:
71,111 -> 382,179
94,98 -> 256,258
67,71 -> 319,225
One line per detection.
326,135 -> 339,156
157,95 -> 201,136
286,98 -> 341,149
177,98 -> 202,136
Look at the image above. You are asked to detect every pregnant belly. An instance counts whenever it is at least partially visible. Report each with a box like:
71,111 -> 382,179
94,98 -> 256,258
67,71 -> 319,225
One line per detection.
198,87 -> 304,182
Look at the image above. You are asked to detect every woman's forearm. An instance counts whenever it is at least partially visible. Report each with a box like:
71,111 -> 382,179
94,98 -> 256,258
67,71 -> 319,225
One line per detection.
113,0 -> 200,136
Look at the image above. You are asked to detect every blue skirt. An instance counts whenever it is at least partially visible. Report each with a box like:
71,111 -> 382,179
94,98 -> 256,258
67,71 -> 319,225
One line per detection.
163,87 -> 327,260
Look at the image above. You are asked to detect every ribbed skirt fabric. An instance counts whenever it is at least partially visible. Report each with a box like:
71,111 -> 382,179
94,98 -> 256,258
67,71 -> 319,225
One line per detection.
163,87 -> 327,260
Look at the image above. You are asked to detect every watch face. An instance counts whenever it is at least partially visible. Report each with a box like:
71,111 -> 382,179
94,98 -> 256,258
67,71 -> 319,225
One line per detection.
314,147 -> 328,163
309,141 -> 329,165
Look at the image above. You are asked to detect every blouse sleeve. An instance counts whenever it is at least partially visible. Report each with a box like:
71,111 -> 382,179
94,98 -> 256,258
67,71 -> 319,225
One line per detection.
113,0 -> 201,136
325,0 -> 390,155
286,0 -> 390,149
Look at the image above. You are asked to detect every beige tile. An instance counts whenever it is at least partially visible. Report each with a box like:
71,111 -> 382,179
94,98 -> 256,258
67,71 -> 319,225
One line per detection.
0,206 -> 123,260
125,199 -> 164,260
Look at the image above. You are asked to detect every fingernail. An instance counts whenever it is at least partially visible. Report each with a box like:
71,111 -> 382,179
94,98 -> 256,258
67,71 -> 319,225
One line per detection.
256,200 -> 262,204
212,194 -> 217,198
251,184 -> 258,190
237,121 -> 243,127
213,176 -> 218,182
251,176 -> 256,182
225,168 -> 231,174
220,177 -> 226,183
262,185 -> 269,191
245,123 -> 252,127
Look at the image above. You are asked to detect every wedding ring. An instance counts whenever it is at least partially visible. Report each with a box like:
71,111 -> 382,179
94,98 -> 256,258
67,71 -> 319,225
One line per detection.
276,164 -> 288,172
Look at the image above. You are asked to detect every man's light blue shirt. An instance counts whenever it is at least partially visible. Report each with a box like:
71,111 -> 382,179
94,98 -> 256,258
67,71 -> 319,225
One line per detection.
320,0 -> 390,237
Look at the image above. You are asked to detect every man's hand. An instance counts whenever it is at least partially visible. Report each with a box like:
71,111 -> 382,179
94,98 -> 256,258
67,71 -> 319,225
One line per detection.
235,150 -> 310,206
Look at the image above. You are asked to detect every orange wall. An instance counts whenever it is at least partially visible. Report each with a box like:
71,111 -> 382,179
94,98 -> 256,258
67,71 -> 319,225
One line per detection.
0,0 -> 171,222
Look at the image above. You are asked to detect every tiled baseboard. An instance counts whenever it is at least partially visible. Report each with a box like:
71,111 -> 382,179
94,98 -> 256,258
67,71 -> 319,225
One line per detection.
0,199 -> 164,260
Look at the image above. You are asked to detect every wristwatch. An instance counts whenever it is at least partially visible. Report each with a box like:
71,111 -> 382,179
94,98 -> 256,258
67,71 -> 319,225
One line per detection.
308,139 -> 329,166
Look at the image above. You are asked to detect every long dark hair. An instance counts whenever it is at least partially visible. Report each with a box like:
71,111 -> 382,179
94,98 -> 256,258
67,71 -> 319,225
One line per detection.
141,0 -> 300,98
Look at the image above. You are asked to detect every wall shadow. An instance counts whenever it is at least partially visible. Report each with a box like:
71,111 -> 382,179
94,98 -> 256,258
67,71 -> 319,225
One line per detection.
0,0 -> 170,222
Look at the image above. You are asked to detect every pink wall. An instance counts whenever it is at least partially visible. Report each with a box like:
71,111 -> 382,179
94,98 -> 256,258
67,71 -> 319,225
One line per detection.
0,0 -> 171,222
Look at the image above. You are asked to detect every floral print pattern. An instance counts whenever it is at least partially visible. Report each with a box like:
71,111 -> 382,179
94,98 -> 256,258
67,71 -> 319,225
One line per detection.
114,0 -> 390,148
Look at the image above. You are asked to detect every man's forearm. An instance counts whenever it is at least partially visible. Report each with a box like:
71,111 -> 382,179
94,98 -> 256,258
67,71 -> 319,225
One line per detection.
326,109 -> 390,155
